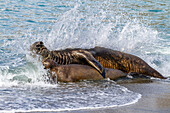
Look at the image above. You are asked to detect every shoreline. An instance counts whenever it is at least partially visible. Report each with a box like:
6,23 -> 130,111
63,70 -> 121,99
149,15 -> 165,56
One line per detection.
57,80 -> 170,113
1,79 -> 169,113
13,79 -> 170,113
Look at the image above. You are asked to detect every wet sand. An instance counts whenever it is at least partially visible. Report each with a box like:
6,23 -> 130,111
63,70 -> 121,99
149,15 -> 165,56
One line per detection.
56,80 -> 170,113
18,79 -> 170,113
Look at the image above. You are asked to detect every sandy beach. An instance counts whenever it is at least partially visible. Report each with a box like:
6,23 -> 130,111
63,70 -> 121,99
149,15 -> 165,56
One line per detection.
22,79 -> 170,113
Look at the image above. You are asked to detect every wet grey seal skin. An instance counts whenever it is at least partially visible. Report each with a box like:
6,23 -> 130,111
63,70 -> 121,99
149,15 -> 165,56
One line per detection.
85,47 -> 166,79
30,41 -> 105,78
43,59 -> 127,82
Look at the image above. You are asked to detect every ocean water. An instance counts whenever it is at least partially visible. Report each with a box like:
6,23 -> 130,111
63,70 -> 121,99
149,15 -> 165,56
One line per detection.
0,0 -> 169,112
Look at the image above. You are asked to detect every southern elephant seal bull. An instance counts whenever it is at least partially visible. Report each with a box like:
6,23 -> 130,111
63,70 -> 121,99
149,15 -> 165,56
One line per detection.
30,41 -> 105,78
85,47 -> 166,79
43,59 -> 127,82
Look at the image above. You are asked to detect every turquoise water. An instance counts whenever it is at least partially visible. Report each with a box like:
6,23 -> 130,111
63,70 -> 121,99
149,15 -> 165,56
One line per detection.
0,0 -> 169,111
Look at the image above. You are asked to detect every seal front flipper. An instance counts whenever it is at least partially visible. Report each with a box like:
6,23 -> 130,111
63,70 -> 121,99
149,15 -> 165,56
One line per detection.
73,50 -> 105,78
87,58 -> 105,78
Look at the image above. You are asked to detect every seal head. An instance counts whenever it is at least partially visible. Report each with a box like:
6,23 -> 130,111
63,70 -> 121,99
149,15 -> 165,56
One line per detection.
43,59 -> 58,69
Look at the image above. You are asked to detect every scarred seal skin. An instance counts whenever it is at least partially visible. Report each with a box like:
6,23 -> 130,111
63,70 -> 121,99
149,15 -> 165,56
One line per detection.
30,41 -> 105,78
43,59 -> 127,82
85,47 -> 166,79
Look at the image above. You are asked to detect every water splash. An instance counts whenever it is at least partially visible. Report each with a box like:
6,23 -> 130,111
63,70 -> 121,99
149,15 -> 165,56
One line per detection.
41,4 -> 170,77
0,0 -> 169,86
42,3 -> 114,50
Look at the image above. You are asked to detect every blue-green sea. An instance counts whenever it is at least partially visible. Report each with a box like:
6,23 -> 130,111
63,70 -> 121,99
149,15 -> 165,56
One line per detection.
0,0 -> 169,112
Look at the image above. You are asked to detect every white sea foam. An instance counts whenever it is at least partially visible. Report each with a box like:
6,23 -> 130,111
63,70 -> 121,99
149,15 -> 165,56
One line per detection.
0,81 -> 141,112
1,94 -> 141,112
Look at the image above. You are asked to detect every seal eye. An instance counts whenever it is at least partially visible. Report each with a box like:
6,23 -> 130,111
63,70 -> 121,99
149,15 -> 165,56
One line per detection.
40,41 -> 43,45
36,45 -> 41,47
37,48 -> 41,51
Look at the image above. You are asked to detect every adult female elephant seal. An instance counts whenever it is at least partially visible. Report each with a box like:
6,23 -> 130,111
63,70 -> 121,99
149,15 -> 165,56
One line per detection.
43,59 -> 127,82
85,47 -> 166,79
30,41 -> 105,78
